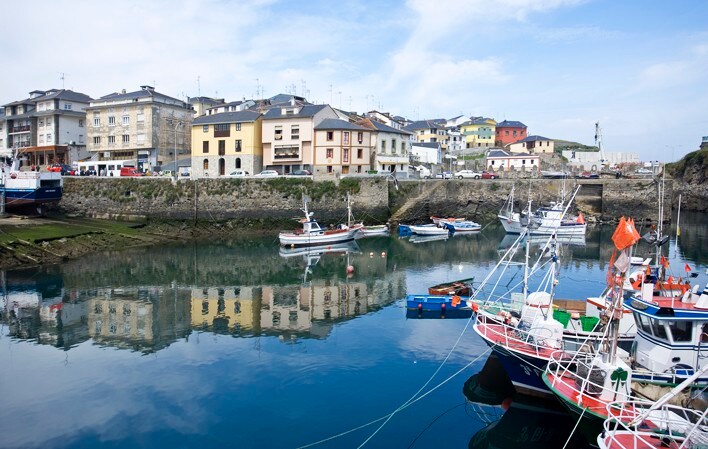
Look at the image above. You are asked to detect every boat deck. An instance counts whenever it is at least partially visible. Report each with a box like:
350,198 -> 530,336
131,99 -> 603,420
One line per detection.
602,433 -> 683,449
545,371 -> 611,418
474,323 -> 556,359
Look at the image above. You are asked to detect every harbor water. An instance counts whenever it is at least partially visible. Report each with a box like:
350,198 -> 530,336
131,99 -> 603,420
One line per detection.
1,213 -> 706,449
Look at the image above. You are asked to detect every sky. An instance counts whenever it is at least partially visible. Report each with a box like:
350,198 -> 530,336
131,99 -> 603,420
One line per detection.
3,0 -> 707,161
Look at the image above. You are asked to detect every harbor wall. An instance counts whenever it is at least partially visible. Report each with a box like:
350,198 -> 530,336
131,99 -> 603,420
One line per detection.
58,177 -> 670,225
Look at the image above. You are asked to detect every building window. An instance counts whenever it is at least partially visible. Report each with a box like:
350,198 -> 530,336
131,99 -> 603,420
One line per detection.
203,141 -> 209,153
401,142 -> 405,154
235,158 -> 241,169
343,148 -> 349,162
122,115 -> 129,125
235,123 -> 241,131
108,135 -> 116,144
79,134 -> 84,143
46,133 -> 52,142
327,166 -> 333,173
326,148 -> 333,158
275,126 -> 283,140
108,116 -> 115,126
381,140 -> 386,151
343,132 -> 350,145
522,159 -> 526,165
203,159 -> 209,170
137,113 -> 144,122
203,125 -> 209,133
505,130 -> 509,136
39,120 -> 44,127
93,117 -> 100,127
530,159 -> 535,164
357,148 -> 363,159
291,125 -> 299,140
64,103 -> 72,110
79,119 -> 83,127
326,131 -> 333,141
122,135 -> 129,144
357,132 -> 363,143
513,130 -> 517,136
137,134 -> 145,144
235,140 -> 242,152
490,160 -> 495,165
218,140 -> 226,155
214,123 -> 230,137
93,136 -> 101,145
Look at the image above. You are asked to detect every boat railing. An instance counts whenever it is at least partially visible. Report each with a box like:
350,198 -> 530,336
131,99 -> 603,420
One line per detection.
475,319 -> 563,358
600,400 -> 708,448
545,350 -> 625,403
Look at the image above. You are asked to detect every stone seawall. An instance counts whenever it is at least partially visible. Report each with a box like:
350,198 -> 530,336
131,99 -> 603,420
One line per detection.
59,177 -> 390,224
59,177 -> 670,225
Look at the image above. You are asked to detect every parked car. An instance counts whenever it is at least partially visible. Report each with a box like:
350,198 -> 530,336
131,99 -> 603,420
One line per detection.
480,171 -> 498,179
635,168 -> 654,175
454,170 -> 483,179
49,164 -> 76,176
434,171 -> 453,179
291,169 -> 311,176
225,170 -> 249,178
254,170 -> 280,178
576,171 -> 599,179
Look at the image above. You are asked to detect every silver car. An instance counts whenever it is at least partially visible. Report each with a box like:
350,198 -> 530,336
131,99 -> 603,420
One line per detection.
254,170 -> 280,178
454,170 -> 483,179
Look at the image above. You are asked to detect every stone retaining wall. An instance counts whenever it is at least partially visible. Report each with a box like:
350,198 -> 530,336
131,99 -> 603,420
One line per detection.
59,176 -> 670,225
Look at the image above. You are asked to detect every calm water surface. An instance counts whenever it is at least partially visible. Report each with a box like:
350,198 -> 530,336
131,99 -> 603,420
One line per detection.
1,213 -> 706,449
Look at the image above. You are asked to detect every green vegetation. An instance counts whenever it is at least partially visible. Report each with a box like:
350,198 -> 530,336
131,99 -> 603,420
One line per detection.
665,148 -> 708,178
553,139 -> 599,155
0,218 -> 145,244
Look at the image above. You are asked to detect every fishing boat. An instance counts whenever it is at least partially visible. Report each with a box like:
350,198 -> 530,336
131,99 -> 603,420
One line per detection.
443,220 -> 482,233
541,217 -> 707,442
428,277 -> 475,296
596,370 -> 708,449
408,224 -> 450,236
405,294 -> 473,312
344,192 -> 387,237
430,216 -> 465,226
1,153 -> 63,212
498,185 -> 587,236
279,198 -> 359,247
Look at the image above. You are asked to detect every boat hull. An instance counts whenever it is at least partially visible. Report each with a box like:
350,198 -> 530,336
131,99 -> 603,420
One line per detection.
279,229 -> 357,247
3,186 -> 63,207
491,345 -> 553,397
498,214 -> 586,236
409,225 -> 449,236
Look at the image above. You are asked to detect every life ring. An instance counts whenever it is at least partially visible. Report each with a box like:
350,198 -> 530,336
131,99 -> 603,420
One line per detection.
9,173 -> 16,179
451,295 -> 461,307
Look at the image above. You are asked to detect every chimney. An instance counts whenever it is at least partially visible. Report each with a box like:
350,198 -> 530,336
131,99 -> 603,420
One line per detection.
121,89 -> 126,94
290,97 -> 296,106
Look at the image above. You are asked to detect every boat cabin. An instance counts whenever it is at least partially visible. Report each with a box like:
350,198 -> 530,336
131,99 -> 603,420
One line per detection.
625,282 -> 708,376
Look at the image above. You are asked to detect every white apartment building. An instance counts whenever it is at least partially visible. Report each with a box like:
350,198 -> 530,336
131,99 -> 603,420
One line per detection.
358,118 -> 411,178
0,89 -> 93,166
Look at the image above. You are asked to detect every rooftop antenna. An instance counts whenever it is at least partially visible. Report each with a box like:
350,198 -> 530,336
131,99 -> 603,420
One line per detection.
329,84 -> 333,105
300,80 -> 307,98
337,91 -> 342,110
197,75 -> 201,97
255,78 -> 260,99
59,72 -> 70,89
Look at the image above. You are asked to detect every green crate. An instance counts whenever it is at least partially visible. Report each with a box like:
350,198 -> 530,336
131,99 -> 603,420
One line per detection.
580,316 -> 600,332
553,309 -> 571,327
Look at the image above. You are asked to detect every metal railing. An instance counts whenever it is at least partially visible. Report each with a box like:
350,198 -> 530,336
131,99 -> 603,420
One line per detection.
473,319 -> 563,359
600,400 -> 708,449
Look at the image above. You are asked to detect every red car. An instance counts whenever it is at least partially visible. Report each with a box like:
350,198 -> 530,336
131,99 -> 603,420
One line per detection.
481,171 -> 498,179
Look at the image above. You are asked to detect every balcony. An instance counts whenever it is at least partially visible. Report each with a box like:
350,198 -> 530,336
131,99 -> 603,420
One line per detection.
274,146 -> 300,160
11,125 -> 31,133
214,130 -> 230,138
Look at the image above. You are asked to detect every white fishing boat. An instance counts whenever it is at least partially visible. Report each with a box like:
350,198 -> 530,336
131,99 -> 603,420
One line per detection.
344,192 -> 387,237
408,224 -> 450,236
443,220 -> 482,233
279,198 -> 359,247
498,185 -> 587,236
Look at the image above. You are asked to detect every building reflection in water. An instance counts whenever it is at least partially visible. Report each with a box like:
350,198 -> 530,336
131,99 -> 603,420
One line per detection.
1,239 -> 407,351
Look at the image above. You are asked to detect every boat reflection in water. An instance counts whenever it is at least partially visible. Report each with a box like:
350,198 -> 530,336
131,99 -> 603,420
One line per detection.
464,354 -> 592,449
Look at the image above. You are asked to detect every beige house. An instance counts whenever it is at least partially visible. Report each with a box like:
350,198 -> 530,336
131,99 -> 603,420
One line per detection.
262,103 -> 338,174
85,86 -> 193,170
507,135 -> 554,154
312,119 -> 373,176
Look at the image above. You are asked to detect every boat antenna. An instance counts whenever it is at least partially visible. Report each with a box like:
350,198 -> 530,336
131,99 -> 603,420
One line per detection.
595,121 -> 607,168
522,198 -> 532,300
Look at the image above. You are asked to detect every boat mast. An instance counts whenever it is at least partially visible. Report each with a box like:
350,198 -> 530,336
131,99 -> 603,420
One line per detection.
595,121 -> 606,169
522,198 -> 532,300
656,169 -> 665,278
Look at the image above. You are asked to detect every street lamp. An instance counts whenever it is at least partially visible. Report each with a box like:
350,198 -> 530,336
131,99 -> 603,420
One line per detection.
171,120 -> 183,181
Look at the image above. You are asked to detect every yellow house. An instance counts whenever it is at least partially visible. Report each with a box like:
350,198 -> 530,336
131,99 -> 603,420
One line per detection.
191,110 -> 263,177
460,117 -> 497,148
190,287 -> 259,335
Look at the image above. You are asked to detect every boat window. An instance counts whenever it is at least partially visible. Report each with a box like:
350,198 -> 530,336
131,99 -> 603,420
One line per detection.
651,319 -> 668,341
667,321 -> 692,342
634,312 -> 653,335
702,323 -> 708,343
